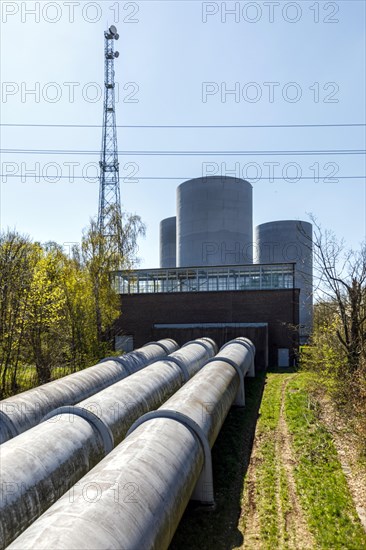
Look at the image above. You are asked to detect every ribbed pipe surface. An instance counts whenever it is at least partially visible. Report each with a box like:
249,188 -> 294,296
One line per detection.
7,338 -> 254,550
0,339 -> 178,445
0,339 -> 217,549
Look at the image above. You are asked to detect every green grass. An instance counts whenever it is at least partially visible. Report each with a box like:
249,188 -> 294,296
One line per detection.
246,371 -> 296,549
253,373 -> 285,547
171,369 -> 366,549
1,365 -> 38,395
279,463 -> 292,548
255,438 -> 278,546
2,364 -> 79,397
285,374 -> 366,549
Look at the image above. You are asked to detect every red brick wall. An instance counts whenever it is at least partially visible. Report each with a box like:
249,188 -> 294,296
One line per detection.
116,289 -> 299,366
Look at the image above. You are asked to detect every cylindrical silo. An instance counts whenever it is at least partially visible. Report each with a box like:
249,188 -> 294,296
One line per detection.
159,217 -> 176,268
177,176 -> 253,267
254,220 -> 313,342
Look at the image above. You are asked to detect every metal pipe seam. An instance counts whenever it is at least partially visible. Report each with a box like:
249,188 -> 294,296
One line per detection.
142,340 -> 175,354
160,357 -> 190,382
152,338 -> 178,354
221,337 -> 256,365
97,357 -> 133,375
0,338 -> 216,549
43,406 -> 114,455
219,338 -> 255,378
0,411 -> 17,439
221,336 -> 256,377
126,409 -> 214,504
181,338 -> 218,355
7,338 -> 250,550
0,339 -> 178,445
169,339 -> 217,380
201,337 -> 219,354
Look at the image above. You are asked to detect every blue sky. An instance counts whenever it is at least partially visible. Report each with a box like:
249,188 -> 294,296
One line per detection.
0,0 -> 365,267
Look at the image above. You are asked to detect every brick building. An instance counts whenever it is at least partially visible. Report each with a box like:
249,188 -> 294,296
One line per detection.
114,263 -> 299,369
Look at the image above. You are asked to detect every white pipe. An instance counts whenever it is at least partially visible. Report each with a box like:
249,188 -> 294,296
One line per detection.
0,339 -> 177,444
0,339 -> 217,549
7,338 -> 254,550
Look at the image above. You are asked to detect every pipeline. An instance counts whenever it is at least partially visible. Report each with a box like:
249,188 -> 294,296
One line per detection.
0,339 -> 178,445
7,337 -> 255,550
0,338 -> 217,549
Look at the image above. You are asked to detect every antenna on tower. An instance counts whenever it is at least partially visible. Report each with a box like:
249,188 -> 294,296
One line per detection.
98,25 -> 123,255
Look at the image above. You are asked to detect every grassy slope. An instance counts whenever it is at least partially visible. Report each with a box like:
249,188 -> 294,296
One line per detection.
170,370 -> 366,550
285,374 -> 366,549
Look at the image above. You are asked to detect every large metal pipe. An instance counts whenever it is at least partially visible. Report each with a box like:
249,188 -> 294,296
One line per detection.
0,339 -> 217,549
8,338 -> 254,550
0,339 -> 178,445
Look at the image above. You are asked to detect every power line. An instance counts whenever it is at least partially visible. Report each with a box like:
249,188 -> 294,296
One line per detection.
1,175 -> 365,181
1,123 -> 365,129
1,149 -> 365,156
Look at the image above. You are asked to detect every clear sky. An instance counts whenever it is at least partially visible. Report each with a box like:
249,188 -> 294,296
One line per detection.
0,0 -> 365,267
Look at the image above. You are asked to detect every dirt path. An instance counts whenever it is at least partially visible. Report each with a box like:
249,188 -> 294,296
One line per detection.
275,379 -> 314,549
172,371 -> 366,550
240,375 -> 314,550
239,440 -> 261,548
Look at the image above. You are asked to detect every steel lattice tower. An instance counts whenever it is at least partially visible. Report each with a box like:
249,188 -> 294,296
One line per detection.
98,25 -> 122,249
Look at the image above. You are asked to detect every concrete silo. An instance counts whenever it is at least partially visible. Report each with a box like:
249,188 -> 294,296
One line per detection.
254,220 -> 313,343
159,217 -> 176,268
177,176 -> 253,267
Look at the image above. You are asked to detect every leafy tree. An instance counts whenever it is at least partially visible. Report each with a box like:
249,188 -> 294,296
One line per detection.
0,207 -> 145,393
25,246 -> 67,384
0,232 -> 36,396
80,210 -> 145,356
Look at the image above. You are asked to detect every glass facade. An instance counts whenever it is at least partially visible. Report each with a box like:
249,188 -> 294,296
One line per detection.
113,263 -> 295,295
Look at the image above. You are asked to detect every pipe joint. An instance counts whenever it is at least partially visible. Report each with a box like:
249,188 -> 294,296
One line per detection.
127,409 -> 215,505
98,356 -> 132,375
163,357 -> 190,382
221,338 -> 256,377
0,410 -> 18,439
43,406 -> 114,454
181,338 -> 217,355
142,341 -> 172,354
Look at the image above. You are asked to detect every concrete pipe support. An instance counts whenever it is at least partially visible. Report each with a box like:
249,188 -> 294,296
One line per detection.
0,339 -> 178,445
0,339 -> 217,549
8,338 -> 254,550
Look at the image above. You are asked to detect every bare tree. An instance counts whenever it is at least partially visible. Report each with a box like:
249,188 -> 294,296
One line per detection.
309,216 -> 366,373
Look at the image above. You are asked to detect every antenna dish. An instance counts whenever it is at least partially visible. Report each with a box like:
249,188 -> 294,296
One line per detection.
109,25 -> 117,36
114,51 -> 120,58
